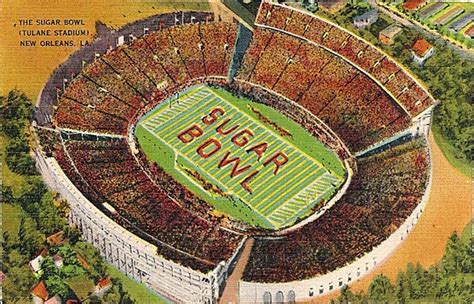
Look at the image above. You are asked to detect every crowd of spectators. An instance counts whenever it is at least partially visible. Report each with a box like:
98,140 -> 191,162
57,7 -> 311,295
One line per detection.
237,28 -> 410,152
243,138 -> 429,282
54,21 -> 238,136
54,138 -> 243,272
255,2 -> 434,116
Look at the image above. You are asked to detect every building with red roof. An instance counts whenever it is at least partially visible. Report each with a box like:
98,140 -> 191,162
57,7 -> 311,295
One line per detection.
465,24 -> 474,39
94,277 -> 113,296
31,281 -> 49,304
411,38 -> 434,65
403,0 -> 427,11
46,231 -> 65,246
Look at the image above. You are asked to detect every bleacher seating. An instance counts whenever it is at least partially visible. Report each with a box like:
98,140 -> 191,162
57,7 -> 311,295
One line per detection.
57,139 -> 242,272
237,28 -> 410,152
54,21 -> 238,135
254,2 -> 434,117
242,138 -> 429,282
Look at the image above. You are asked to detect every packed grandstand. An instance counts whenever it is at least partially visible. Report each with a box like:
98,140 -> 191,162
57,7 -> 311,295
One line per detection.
33,1 -> 435,303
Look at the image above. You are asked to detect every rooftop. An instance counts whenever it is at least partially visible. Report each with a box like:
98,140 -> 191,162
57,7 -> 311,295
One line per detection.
31,281 -> 49,301
354,9 -> 378,21
45,295 -> 62,304
380,24 -> 402,38
412,38 -> 433,57
97,277 -> 112,289
46,231 -> 65,246
403,0 -> 426,11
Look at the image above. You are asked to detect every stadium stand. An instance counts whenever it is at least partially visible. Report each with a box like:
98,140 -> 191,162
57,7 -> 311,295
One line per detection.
55,138 -> 243,272
242,138 -> 429,282
236,28 -> 411,152
254,1 -> 435,117
53,22 -> 238,135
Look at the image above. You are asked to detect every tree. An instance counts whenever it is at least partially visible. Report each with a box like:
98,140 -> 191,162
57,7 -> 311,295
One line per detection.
1,185 -> 14,203
105,278 -> 134,304
5,136 -> 37,175
368,274 -> 395,301
44,275 -> 69,299
37,193 -> 67,234
41,256 -> 60,278
7,248 -> 29,269
18,216 -> 44,256
2,265 -> 36,302
337,285 -> 368,303
395,272 -> 409,303
58,245 -> 80,266
74,242 -> 107,280
441,232 -> 473,275
19,179 -> 48,215
64,226 -> 82,245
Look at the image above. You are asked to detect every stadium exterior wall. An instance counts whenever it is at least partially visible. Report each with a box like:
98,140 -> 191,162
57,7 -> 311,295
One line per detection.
238,136 -> 433,304
34,149 -> 246,304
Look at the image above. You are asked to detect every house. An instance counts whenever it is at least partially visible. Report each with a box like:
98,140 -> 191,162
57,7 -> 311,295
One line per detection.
94,277 -> 113,297
411,38 -> 434,65
402,0 -> 427,11
46,231 -> 65,246
29,249 -> 48,275
45,295 -> 62,304
379,24 -> 402,45
31,281 -> 49,304
52,254 -> 64,268
353,9 -> 378,28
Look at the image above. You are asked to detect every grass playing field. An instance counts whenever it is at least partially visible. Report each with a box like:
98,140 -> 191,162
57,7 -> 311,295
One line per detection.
135,85 -> 346,230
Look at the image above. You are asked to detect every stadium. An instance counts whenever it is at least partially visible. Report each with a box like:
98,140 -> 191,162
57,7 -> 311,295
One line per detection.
33,1 -> 435,303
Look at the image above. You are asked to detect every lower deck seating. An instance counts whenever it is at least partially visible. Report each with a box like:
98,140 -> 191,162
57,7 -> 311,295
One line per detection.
243,138 -> 429,282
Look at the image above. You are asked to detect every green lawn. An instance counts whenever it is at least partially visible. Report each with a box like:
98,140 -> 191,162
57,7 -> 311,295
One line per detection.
1,203 -> 23,236
135,116 -> 275,229
432,125 -> 472,178
107,265 -> 168,303
66,275 -> 96,301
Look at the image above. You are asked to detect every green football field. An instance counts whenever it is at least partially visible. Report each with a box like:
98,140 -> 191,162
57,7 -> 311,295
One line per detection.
135,85 -> 346,229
